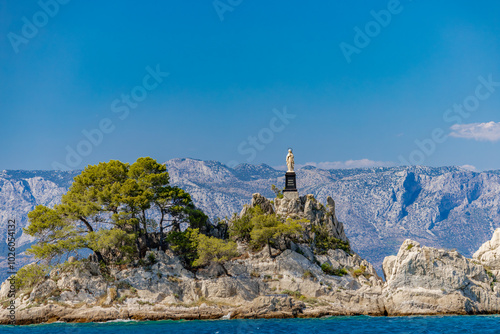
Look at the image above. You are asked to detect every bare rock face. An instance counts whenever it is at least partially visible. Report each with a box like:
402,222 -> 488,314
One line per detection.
232,295 -> 305,318
240,193 -> 275,217
473,228 -> 500,276
384,239 -> 500,315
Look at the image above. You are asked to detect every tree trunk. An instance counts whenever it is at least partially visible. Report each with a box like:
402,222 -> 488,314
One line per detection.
159,211 -> 165,251
142,210 -> 150,250
79,217 -> 105,263
94,250 -> 105,264
171,219 -> 180,232
133,222 -> 143,258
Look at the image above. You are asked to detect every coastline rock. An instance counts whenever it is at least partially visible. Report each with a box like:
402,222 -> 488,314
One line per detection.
0,242 -> 383,324
4,196 -> 500,323
384,239 -> 500,315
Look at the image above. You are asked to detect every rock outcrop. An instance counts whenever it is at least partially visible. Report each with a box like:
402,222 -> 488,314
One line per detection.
241,193 -> 347,243
276,194 -> 347,242
3,229 -> 500,323
384,239 -> 500,315
0,243 -> 384,324
473,228 -> 500,276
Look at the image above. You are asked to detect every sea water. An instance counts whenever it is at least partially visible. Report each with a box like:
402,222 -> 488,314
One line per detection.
1,315 -> 500,334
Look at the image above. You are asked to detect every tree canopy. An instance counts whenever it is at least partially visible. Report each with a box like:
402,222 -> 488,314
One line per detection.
25,157 -> 208,264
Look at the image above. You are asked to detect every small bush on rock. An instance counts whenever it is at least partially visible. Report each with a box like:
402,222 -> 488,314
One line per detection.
14,264 -> 49,291
312,225 -> 350,255
351,265 -> 368,278
193,233 -> 239,267
281,290 -> 303,299
167,228 -> 238,268
147,252 -> 157,264
321,263 -> 348,276
302,270 -> 315,279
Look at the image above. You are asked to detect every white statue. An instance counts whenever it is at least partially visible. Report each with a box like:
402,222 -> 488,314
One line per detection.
286,149 -> 294,172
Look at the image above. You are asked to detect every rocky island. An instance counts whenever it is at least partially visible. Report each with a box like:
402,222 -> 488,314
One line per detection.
1,157 -> 500,325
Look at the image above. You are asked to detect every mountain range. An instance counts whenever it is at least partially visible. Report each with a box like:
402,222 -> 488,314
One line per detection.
2,158 -> 500,276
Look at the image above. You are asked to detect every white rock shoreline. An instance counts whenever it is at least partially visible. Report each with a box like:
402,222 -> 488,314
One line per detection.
2,229 -> 500,325
2,192 -> 500,325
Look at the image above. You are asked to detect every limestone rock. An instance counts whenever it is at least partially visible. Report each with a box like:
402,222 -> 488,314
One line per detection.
6,223 -> 500,324
384,239 -> 499,315
382,255 -> 397,281
272,193 -> 347,242
232,295 -> 305,318
473,228 -> 500,276
240,193 -> 274,217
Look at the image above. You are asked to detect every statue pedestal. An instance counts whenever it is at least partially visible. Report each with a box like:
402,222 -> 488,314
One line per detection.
283,190 -> 299,200
283,172 -> 298,199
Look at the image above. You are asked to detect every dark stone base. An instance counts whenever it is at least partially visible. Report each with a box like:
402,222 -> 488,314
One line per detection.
284,172 -> 297,192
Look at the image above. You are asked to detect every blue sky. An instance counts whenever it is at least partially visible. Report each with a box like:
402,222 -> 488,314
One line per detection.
1,0 -> 500,171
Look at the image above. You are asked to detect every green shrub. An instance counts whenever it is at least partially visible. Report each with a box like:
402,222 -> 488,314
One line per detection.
407,244 -> 414,251
147,252 -> 156,264
166,228 -> 199,267
321,263 -> 348,276
192,233 -> 239,267
116,295 -> 128,303
281,290 -> 304,299
312,225 -> 350,255
250,214 -> 305,256
351,265 -> 367,278
167,228 -> 238,268
14,264 -> 49,291
116,281 -> 132,290
229,207 -> 263,242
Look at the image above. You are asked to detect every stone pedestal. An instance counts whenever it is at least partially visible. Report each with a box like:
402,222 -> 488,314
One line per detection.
283,172 -> 298,199
283,191 -> 299,200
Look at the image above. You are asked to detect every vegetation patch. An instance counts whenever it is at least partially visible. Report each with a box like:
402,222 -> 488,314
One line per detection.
14,263 -> 49,292
281,290 -> 304,299
312,225 -> 350,255
230,206 -> 307,257
271,184 -> 284,199
250,270 -> 260,278
321,263 -> 348,276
